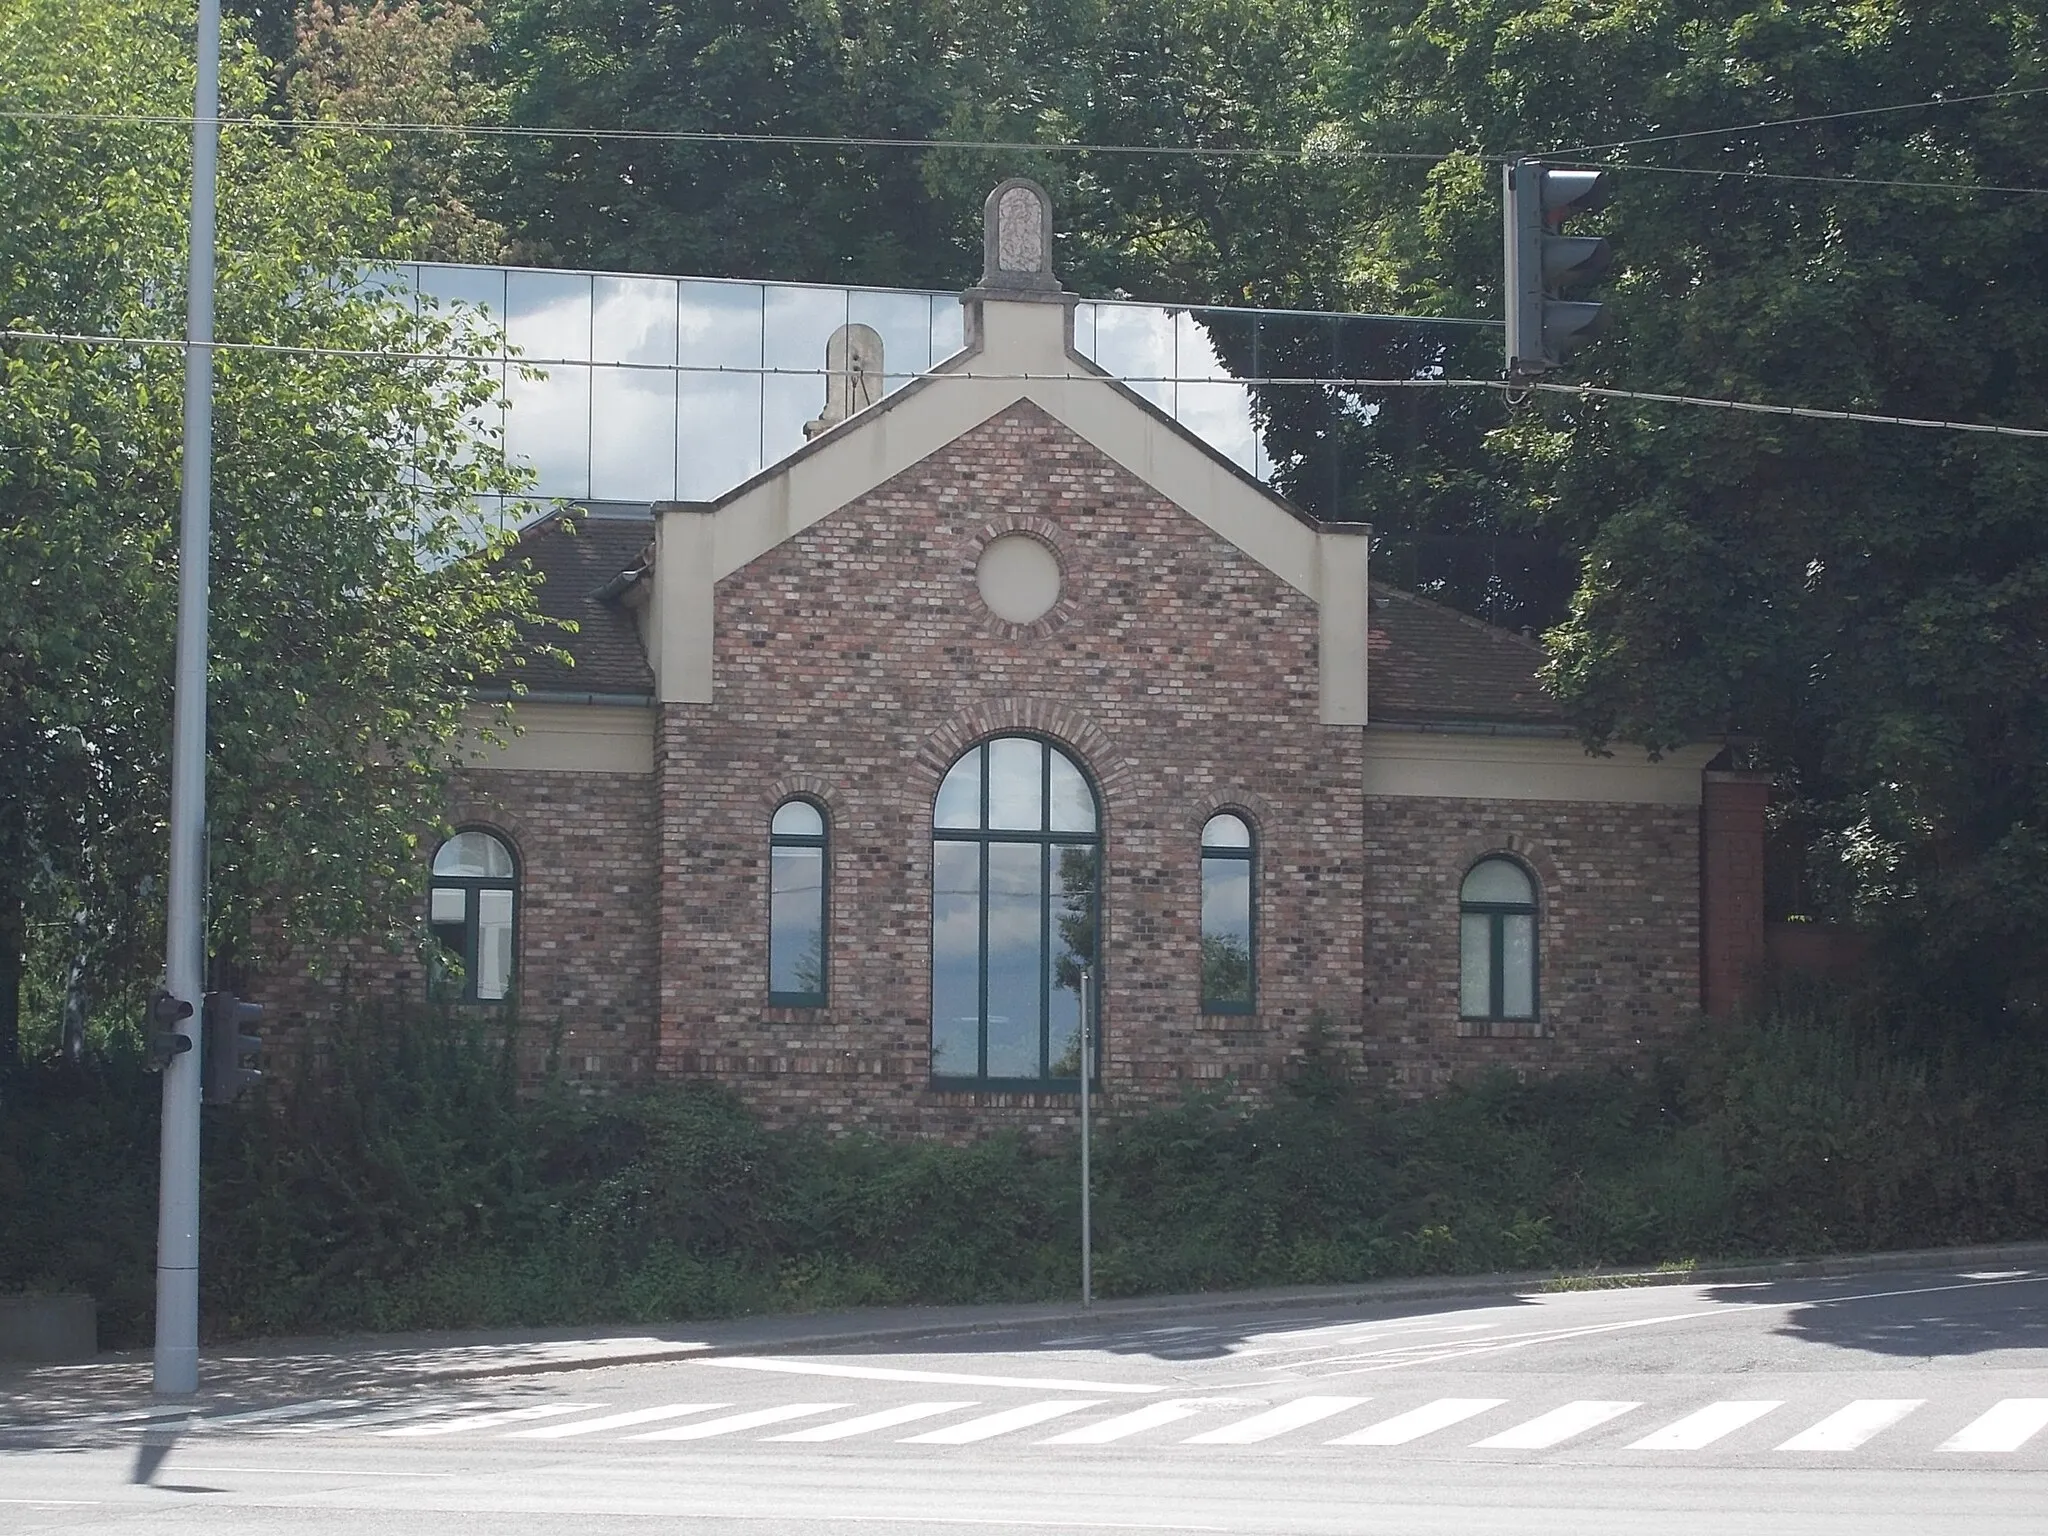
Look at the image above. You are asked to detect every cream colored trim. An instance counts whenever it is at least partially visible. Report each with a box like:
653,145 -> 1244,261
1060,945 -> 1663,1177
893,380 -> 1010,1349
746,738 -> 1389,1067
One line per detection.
655,510 -> 715,704
1362,731 -> 1717,806
1316,532 -> 1369,725
460,702 -> 654,775
699,297 -> 1323,597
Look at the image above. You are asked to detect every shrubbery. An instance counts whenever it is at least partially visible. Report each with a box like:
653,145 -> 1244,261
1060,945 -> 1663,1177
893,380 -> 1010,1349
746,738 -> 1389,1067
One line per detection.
4,985 -> 2046,1349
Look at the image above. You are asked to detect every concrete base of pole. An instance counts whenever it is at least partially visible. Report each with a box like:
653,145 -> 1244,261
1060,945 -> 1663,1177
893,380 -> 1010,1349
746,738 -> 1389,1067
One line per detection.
152,1268 -> 199,1396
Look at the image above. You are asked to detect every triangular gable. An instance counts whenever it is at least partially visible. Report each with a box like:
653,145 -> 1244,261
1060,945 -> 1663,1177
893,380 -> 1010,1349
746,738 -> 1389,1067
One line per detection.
650,182 -> 1369,723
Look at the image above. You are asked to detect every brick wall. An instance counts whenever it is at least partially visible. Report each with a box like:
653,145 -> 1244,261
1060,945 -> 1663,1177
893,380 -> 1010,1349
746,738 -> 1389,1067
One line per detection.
1701,771 -> 1771,1017
1361,793 -> 1701,1094
655,401 -> 1366,1134
253,768 -> 658,1089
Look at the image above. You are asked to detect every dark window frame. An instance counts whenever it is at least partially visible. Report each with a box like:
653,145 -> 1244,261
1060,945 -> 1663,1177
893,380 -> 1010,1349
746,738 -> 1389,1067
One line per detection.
429,828 -> 519,1005
1199,811 -> 1256,1015
768,798 -> 830,1008
1459,855 -> 1540,1023
930,735 -> 1102,1093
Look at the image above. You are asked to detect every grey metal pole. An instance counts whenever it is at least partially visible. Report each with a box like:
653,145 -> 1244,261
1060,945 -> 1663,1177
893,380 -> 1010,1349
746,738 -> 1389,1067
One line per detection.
1079,965 -> 1092,1309
153,0 -> 222,1399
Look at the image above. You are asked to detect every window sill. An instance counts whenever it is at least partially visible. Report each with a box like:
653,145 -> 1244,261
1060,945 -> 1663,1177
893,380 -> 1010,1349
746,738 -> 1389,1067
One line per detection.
928,1076 -> 1098,1096
1456,1017 -> 1545,1039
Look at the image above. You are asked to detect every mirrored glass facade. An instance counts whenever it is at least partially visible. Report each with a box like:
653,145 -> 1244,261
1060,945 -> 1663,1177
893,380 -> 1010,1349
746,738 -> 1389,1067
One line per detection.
381,261 -> 1456,528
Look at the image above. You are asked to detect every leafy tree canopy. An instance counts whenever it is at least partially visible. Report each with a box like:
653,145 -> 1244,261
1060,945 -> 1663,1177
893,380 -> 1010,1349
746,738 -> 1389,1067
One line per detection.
0,0 -> 545,1054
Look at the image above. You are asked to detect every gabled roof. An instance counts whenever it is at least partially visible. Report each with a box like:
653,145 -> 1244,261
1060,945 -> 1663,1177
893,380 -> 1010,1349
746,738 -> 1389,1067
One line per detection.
1368,581 -> 1565,728
485,505 -> 654,699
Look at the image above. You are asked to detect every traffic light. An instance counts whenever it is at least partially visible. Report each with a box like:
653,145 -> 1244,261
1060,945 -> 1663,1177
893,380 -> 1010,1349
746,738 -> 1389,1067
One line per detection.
1503,159 -> 1612,380
148,989 -> 194,1067
201,990 -> 262,1104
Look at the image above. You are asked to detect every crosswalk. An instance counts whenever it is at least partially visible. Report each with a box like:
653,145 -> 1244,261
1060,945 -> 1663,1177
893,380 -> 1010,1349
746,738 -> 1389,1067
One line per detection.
11,1391 -> 2048,1458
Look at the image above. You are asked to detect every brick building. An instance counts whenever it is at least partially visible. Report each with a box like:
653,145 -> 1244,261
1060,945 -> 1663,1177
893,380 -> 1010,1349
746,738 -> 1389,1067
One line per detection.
279,181 -> 1766,1134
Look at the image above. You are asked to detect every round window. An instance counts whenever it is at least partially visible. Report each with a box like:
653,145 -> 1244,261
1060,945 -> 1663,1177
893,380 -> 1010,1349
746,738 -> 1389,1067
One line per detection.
975,534 -> 1062,625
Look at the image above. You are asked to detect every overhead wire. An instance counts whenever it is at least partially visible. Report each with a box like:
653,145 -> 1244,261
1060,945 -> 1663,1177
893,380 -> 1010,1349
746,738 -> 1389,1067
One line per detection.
1550,82 -> 2048,157
7,327 -> 2046,441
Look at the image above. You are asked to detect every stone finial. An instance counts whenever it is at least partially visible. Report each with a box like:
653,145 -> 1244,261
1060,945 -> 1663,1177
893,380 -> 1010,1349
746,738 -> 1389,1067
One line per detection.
978,177 -> 1062,293
803,322 -> 885,440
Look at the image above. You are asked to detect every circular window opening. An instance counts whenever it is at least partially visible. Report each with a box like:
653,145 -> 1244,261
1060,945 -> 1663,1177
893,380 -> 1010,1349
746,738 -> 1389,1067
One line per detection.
976,534 -> 1062,625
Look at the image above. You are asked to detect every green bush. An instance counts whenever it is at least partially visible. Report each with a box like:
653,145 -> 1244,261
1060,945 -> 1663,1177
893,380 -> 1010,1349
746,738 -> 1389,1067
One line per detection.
4,985 -> 2046,1348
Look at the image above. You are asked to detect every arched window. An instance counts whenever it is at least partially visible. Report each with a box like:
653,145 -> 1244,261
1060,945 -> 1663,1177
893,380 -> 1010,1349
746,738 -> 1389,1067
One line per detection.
430,830 -> 517,1002
1460,857 -> 1538,1022
1200,813 -> 1255,1013
932,736 -> 1099,1086
770,799 -> 828,1006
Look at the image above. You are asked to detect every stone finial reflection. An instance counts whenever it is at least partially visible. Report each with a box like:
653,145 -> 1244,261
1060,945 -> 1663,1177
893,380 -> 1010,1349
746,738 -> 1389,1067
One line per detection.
977,177 -> 1061,293
803,322 -> 884,439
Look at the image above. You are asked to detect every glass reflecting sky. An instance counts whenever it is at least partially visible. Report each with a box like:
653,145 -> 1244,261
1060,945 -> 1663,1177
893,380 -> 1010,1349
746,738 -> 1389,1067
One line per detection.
389,263 -> 1297,515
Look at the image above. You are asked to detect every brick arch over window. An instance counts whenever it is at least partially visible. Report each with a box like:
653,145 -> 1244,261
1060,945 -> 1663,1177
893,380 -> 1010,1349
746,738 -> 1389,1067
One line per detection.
913,699 -> 1136,803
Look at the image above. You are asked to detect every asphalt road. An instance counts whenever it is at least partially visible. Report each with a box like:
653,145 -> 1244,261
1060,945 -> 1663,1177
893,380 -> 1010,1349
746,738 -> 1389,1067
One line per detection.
4,1261 -> 2046,1535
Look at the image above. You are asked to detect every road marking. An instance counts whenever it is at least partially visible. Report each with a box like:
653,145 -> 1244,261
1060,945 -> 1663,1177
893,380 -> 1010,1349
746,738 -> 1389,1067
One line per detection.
383,1403 -> 603,1436
903,1400 -> 1104,1443
769,1402 -> 979,1441
1327,1398 -> 1506,1445
1938,1400 -> 2048,1453
264,1399 -> 493,1434
633,1403 -> 851,1440
1039,1402 -> 1207,1444
184,1399 -> 366,1430
699,1358 -> 1160,1394
1473,1400 -> 1640,1449
1776,1400 -> 1924,1451
1627,1401 -> 1781,1450
507,1403 -> 729,1438
1183,1396 -> 1369,1445
29,1404 -> 203,1432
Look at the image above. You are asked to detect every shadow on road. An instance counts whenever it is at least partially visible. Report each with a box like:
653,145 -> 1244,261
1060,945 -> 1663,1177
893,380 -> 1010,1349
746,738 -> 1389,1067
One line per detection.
1696,1267 -> 2048,1359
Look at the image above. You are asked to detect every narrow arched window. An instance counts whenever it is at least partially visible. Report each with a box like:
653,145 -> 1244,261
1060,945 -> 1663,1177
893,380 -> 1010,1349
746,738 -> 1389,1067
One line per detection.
1200,813 -> 1255,1013
770,799 -> 828,1006
1460,857 -> 1538,1022
430,830 -> 517,1002
931,736 -> 1100,1086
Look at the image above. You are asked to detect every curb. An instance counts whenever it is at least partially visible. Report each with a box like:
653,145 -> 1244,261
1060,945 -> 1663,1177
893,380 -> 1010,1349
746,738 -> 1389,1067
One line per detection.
421,1237 -> 2048,1381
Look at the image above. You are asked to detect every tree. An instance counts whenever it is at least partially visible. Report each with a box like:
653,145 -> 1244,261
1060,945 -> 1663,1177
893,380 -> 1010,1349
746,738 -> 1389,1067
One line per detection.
287,0 -> 509,263
1323,0 -> 2048,1021
0,0 -> 544,1061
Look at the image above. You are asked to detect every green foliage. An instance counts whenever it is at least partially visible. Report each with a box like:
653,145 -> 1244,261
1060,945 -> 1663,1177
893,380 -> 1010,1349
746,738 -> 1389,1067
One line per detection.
7,986 -> 2045,1346
0,0 -> 544,1029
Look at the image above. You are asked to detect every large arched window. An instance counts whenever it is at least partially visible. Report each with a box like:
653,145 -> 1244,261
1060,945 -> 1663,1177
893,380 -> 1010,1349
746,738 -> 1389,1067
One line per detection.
1460,857 -> 1538,1022
1200,813 -> 1255,1013
932,736 -> 1099,1087
769,799 -> 828,1006
430,830 -> 517,1002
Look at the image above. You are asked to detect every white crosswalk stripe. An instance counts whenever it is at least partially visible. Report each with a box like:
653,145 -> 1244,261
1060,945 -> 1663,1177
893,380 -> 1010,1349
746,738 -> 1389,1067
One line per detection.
1777,1400 -> 1924,1451
1473,1400 -> 1640,1449
1938,1400 -> 2048,1454
508,1404 -> 729,1439
1183,1397 -> 1370,1445
904,1401 -> 1103,1444
632,1404 -> 850,1440
1327,1398 -> 1506,1446
769,1402 -> 979,1442
185,1399 -> 366,1431
270,1400 -> 494,1434
384,1403 -> 604,1437
1040,1402 -> 1208,1445
1627,1401 -> 1781,1450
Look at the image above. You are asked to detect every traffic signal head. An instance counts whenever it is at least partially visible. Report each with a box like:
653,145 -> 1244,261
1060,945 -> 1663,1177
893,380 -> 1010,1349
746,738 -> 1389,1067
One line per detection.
201,991 -> 263,1105
1504,159 -> 1613,379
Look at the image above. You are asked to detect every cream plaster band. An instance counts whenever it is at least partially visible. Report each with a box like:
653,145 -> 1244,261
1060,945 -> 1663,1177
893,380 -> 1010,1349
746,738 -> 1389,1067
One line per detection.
1361,731 -> 1717,806
460,701 -> 655,775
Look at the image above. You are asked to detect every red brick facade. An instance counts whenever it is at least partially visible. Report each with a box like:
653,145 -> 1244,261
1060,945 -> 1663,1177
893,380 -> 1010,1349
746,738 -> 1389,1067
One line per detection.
654,403 -> 1366,1133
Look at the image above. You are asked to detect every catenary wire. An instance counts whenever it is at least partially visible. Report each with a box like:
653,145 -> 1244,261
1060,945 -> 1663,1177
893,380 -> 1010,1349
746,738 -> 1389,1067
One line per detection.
1587,157 -> 2048,197
1550,82 -> 2048,157
7,327 -> 2046,440
0,108 -> 1450,162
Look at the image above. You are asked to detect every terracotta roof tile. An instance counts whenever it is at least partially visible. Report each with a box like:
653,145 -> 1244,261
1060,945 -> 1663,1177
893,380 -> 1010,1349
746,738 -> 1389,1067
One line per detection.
1368,581 -> 1566,727
491,508 -> 654,697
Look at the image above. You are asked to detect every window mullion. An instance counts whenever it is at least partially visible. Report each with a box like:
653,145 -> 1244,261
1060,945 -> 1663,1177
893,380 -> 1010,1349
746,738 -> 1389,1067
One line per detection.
1490,911 -> 1505,1020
